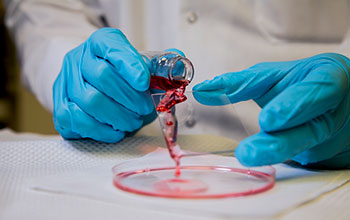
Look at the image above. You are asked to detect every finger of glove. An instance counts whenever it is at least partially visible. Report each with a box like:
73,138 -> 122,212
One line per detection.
291,99 -> 350,166
235,111 -> 337,167
53,73 -> 82,140
260,63 -> 347,132
64,52 -> 144,132
67,102 -> 125,143
125,109 -> 158,138
292,136 -> 350,167
68,79 -> 143,132
88,28 -> 149,91
53,71 -> 124,143
193,63 -> 288,105
82,53 -> 154,115
297,149 -> 350,169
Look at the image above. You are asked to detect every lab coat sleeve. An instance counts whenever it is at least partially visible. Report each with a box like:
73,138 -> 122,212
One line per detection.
4,0 -> 103,112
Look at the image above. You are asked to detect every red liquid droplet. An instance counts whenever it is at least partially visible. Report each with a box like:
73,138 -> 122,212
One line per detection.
150,75 -> 189,177
174,157 -> 181,177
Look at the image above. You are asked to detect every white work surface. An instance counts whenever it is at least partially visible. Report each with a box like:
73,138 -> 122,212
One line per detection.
0,128 -> 350,220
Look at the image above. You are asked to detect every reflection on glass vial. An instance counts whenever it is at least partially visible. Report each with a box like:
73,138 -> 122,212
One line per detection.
141,51 -> 194,90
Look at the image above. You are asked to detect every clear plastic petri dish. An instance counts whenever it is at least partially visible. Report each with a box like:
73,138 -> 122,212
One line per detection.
112,149 -> 275,199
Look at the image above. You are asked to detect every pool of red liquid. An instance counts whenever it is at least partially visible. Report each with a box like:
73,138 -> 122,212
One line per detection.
113,165 -> 275,199
154,178 -> 208,194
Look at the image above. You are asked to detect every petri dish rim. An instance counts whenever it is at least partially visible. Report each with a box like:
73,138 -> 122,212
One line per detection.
113,165 -> 276,199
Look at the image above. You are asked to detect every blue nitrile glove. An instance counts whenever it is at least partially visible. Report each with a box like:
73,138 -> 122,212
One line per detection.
193,53 -> 350,168
53,28 -> 156,143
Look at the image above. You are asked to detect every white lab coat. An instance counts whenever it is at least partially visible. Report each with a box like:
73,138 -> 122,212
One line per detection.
4,0 -> 350,138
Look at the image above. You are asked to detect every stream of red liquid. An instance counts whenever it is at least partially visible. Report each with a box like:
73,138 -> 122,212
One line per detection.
151,75 -> 189,177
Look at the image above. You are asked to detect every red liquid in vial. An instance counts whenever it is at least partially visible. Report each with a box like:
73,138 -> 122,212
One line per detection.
150,75 -> 187,91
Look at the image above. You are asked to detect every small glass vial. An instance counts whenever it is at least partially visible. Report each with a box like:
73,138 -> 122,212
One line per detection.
140,51 -> 194,90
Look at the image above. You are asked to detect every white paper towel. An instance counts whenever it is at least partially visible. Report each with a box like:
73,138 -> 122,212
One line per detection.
1,135 -> 349,219
28,149 -> 350,218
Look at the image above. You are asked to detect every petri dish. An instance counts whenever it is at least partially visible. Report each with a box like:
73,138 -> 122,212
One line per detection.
112,149 -> 275,199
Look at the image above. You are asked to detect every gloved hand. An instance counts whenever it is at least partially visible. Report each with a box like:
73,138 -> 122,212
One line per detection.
194,53 -> 350,168
53,28 -> 155,143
